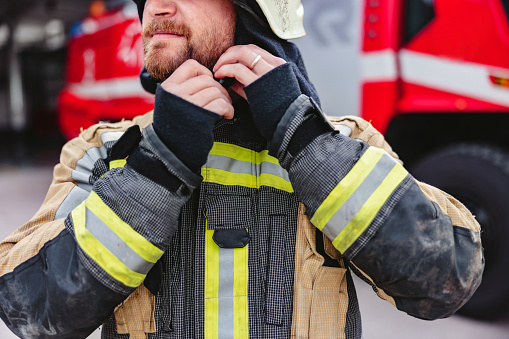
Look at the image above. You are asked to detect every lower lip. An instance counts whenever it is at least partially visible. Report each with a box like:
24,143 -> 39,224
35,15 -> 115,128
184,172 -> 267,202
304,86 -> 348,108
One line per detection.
152,33 -> 183,41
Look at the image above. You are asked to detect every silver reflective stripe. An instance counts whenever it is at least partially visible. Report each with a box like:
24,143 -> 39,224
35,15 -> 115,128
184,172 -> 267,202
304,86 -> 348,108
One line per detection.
85,208 -> 154,275
321,153 -> 397,241
207,154 -> 290,181
55,186 -> 90,220
73,146 -> 107,190
100,131 -> 124,144
218,247 -> 235,339
72,131 -> 124,191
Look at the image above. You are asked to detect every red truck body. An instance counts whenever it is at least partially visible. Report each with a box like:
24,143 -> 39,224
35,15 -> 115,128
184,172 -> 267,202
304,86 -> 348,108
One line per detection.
58,4 -> 154,139
361,0 -> 509,134
359,0 -> 509,319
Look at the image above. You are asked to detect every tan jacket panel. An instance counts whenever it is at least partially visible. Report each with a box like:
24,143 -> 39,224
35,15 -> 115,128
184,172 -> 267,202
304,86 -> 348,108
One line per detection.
0,114 -> 153,275
291,204 -> 349,339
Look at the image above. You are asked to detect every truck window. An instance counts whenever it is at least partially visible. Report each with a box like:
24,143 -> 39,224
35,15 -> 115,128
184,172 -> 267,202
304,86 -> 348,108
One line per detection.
502,0 -> 509,23
403,0 -> 435,44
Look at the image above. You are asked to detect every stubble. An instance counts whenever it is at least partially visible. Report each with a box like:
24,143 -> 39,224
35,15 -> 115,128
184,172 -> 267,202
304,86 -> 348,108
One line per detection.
143,16 -> 235,81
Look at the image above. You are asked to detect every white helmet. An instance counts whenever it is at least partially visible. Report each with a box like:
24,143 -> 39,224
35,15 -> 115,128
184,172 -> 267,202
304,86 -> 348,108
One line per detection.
133,0 -> 305,40
254,0 -> 305,39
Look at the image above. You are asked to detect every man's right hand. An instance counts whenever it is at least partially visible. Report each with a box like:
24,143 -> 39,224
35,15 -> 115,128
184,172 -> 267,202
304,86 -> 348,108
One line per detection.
160,59 -> 234,119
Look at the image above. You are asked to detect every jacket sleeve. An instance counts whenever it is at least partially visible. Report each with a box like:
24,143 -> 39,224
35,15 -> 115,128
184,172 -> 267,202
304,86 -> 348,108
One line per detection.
0,105 -> 206,338
272,99 -> 484,320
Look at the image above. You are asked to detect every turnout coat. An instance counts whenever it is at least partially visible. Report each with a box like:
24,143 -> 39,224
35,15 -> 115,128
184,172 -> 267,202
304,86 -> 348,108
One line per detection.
0,105 -> 483,338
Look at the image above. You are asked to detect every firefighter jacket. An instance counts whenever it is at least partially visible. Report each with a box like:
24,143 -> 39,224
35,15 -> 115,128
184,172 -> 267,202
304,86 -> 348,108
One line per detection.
0,1 -> 483,334
0,77 -> 484,339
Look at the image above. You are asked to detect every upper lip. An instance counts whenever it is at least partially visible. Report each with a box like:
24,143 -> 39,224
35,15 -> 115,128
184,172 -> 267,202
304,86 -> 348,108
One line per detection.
152,30 -> 183,37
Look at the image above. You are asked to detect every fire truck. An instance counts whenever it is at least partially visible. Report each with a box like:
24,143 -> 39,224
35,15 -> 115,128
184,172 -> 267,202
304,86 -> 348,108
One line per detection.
57,0 -> 154,140
300,0 -> 509,319
357,0 -> 509,319
58,0 -> 509,319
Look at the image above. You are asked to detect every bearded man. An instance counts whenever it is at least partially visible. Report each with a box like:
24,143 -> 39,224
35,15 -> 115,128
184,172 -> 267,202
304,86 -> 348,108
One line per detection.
0,0 -> 483,338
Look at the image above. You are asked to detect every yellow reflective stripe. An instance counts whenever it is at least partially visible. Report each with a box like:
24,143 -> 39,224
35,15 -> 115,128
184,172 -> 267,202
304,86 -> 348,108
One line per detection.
258,150 -> 280,166
204,225 -> 249,338
87,192 -> 163,263
259,173 -> 293,193
109,159 -> 126,170
204,142 -> 293,192
202,168 -> 255,187
332,163 -> 408,252
209,142 -> 279,166
72,201 -> 145,287
311,147 -> 385,230
233,244 -> 249,338
204,228 -> 219,339
201,168 -> 293,193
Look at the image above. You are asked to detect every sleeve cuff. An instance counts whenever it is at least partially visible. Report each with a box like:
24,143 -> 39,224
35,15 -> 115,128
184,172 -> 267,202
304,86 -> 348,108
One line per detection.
244,63 -> 302,140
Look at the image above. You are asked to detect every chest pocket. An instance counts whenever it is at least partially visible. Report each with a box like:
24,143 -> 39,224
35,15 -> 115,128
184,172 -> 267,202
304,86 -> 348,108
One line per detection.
259,190 -> 299,327
204,189 -> 299,332
205,193 -> 251,248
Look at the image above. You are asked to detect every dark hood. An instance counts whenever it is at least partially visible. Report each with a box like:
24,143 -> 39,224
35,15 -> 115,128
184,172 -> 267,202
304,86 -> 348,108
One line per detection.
135,0 -> 320,107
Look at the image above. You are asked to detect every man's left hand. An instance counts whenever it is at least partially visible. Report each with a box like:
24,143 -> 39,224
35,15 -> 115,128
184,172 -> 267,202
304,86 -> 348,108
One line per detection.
213,44 -> 286,100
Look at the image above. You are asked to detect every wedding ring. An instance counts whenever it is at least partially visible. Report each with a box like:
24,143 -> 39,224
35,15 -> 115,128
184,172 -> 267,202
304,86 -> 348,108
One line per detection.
249,54 -> 262,70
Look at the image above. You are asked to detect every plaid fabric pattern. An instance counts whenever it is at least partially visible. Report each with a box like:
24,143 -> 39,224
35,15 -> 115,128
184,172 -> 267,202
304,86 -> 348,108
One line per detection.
65,164 -> 190,295
276,95 -> 311,169
101,119 -> 302,337
205,193 -> 253,230
73,106 -> 407,338
93,166 -> 186,247
287,133 -> 368,217
345,267 -> 362,339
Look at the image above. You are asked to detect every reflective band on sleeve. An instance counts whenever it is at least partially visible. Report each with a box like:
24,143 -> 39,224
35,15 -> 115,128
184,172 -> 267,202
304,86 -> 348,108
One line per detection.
71,192 -> 164,287
202,142 -> 293,193
204,228 -> 249,339
85,209 -> 154,274
72,131 -> 124,192
311,147 -> 408,253
109,159 -> 127,170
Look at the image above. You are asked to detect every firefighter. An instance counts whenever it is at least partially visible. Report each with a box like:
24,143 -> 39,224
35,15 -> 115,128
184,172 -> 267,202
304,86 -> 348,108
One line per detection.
0,0 -> 483,338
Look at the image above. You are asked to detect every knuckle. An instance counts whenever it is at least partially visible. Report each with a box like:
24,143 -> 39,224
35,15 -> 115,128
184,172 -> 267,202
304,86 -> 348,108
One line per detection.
240,45 -> 251,54
185,59 -> 199,66
214,99 -> 232,114
209,87 -> 222,97
197,74 -> 211,82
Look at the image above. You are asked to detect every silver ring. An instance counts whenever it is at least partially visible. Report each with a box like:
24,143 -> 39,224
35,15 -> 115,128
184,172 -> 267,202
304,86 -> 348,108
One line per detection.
249,54 -> 262,70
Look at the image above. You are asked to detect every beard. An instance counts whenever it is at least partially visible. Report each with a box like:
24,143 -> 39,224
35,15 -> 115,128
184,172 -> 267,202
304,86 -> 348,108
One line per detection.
143,18 -> 235,82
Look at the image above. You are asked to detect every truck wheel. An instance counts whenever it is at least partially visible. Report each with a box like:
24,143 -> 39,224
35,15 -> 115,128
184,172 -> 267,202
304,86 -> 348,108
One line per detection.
410,144 -> 509,319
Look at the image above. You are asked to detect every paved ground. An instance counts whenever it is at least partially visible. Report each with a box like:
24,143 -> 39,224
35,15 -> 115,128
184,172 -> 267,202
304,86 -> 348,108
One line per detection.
1,164 -> 509,338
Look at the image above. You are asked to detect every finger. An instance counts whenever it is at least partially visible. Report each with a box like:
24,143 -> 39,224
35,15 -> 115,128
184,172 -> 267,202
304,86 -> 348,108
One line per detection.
214,45 -> 285,73
189,86 -> 232,108
164,59 -> 213,87
245,44 -> 286,67
171,75 -> 231,102
213,45 -> 259,72
203,98 -> 235,119
214,63 -> 259,87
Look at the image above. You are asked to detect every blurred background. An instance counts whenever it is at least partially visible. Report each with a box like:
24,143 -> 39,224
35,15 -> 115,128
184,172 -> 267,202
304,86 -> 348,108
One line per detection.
1,0 -> 509,337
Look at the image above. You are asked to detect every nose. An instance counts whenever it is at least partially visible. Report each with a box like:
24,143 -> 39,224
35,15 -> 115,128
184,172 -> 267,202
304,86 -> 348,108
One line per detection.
144,0 -> 177,19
